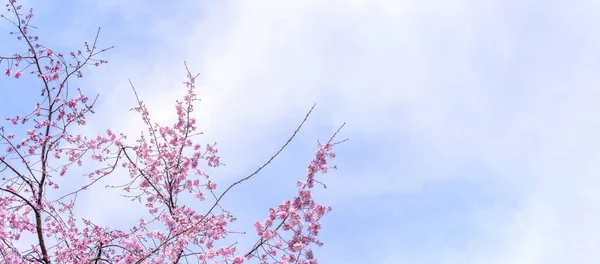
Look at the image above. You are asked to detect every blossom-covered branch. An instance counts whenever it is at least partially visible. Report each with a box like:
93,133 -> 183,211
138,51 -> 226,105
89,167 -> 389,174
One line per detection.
0,1 -> 345,263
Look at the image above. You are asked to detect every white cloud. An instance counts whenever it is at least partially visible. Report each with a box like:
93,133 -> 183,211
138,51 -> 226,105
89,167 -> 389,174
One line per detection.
9,0 -> 600,262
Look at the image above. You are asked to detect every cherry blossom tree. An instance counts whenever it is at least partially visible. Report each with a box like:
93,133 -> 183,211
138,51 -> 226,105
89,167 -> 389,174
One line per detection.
0,1 -> 345,263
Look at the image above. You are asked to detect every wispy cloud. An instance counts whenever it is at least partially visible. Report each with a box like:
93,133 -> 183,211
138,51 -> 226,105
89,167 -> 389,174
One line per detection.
4,0 -> 600,262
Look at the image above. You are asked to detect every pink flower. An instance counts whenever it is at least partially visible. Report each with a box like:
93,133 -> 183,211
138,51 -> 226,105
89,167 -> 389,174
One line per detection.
5,69 -> 11,76
207,181 -> 217,190
14,71 -> 22,79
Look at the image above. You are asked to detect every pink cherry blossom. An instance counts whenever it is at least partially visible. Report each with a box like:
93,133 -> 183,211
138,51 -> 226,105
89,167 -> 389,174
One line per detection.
0,1 -> 345,263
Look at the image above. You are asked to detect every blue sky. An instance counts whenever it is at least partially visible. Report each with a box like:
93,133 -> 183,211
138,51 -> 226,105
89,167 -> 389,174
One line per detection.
3,0 -> 600,263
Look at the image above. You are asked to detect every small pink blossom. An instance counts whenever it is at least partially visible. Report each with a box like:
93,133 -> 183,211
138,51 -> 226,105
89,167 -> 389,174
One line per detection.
207,181 -> 217,190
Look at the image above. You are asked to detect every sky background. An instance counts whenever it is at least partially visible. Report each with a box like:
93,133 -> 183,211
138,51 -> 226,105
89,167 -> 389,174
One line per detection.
3,0 -> 600,263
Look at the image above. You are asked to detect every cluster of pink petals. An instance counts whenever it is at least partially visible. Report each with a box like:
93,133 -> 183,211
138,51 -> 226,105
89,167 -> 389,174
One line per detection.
250,143 -> 335,264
